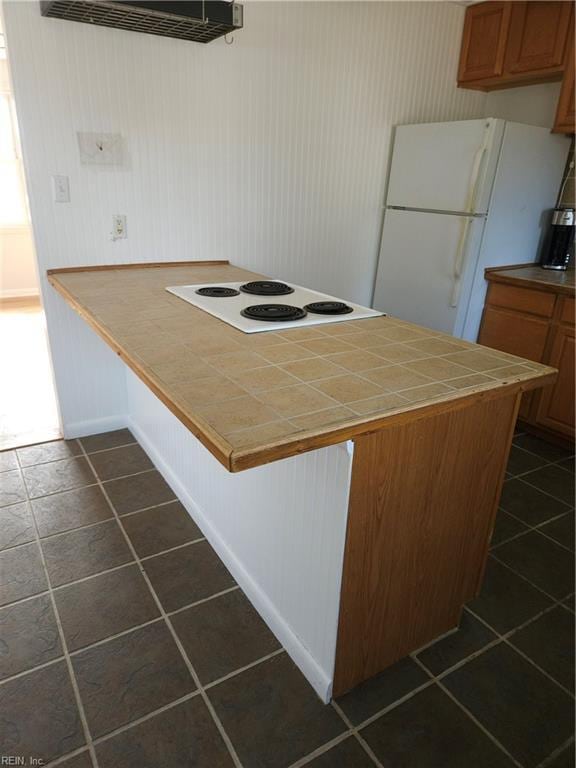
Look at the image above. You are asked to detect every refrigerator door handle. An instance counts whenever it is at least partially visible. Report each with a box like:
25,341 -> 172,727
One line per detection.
465,142 -> 488,214
449,217 -> 473,308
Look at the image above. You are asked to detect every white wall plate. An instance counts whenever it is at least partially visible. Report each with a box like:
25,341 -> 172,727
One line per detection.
77,132 -> 123,165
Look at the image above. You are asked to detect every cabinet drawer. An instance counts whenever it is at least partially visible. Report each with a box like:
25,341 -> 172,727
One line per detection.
559,296 -> 575,325
478,306 -> 549,361
486,282 -> 556,318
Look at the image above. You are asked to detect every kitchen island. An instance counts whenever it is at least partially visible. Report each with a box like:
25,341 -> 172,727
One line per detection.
49,261 -> 556,701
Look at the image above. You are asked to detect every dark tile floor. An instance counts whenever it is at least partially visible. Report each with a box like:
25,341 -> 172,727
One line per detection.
0,427 -> 573,768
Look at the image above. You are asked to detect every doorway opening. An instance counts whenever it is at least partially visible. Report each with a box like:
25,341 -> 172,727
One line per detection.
0,20 -> 60,450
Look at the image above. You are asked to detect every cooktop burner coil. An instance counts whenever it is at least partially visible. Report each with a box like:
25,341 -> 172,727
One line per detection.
240,304 -> 307,322
195,287 -> 241,297
304,301 -> 354,315
240,281 -> 294,296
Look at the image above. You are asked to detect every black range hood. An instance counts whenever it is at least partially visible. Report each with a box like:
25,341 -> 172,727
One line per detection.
40,1 -> 243,43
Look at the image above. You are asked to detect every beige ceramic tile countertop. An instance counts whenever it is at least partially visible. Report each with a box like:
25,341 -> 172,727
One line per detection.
48,261 -> 557,471
486,265 -> 575,296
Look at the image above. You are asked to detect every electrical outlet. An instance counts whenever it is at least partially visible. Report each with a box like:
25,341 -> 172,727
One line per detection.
52,175 -> 70,203
111,214 -> 127,241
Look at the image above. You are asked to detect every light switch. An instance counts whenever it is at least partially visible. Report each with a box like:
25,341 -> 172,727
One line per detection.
52,175 -> 70,203
77,132 -> 123,165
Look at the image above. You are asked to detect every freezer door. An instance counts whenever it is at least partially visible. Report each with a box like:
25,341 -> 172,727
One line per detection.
372,209 -> 485,337
386,119 -> 504,215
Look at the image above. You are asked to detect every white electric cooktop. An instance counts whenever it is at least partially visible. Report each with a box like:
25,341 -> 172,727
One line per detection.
166,280 -> 384,333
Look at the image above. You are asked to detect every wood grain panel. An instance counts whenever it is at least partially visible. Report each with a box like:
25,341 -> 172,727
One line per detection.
505,1 -> 571,76
554,30 -> 575,134
487,282 -> 556,317
560,296 -> 575,325
534,325 -> 575,438
333,392 -> 520,696
478,306 -> 550,362
458,2 -> 512,83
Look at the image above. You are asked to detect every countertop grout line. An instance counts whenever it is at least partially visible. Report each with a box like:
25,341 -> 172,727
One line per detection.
13,450 -> 102,768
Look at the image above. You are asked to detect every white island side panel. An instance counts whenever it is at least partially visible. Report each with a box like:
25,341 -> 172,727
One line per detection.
125,369 -> 353,701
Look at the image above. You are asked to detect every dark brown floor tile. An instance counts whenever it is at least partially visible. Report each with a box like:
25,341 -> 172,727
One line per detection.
494,531 -> 574,599
96,696 -> 234,768
469,558 -> 553,633
539,513 -> 575,551
172,589 -> 280,684
490,509 -> 528,548
57,751 -> 94,768
564,594 -> 575,612
0,469 -> 27,507
509,606 -> 575,692
361,684 -> 516,768
209,653 -> 345,768
557,457 -> 575,474
143,540 -> 235,612
499,478 -> 570,526
0,502 -> 35,550
506,445 -> 548,476
521,464 -> 575,506
0,542 -> 48,607
55,564 -> 160,651
56,751 -> 94,768
0,450 -> 18,472
416,611 -> 497,676
22,457 -> 95,499
122,500 -> 202,558
41,520 -> 133,587
79,428 -> 135,453
548,742 -> 575,768
0,660 -> 84,763
513,434 -> 573,463
336,657 -> 430,726
104,470 -> 175,515
73,621 -> 194,738
305,737 -> 376,768
17,439 -> 81,467
443,643 -> 574,767
32,484 -> 113,538
89,444 -> 153,481
0,594 -> 62,680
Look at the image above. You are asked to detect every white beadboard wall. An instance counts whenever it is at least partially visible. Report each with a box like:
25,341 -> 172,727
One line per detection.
126,368 -> 353,701
1,0 -> 487,434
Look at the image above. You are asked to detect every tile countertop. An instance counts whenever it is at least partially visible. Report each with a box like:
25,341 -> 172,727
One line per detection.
48,261 -> 557,472
486,265 -> 575,296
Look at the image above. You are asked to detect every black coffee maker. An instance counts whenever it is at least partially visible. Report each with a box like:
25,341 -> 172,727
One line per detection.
540,208 -> 575,271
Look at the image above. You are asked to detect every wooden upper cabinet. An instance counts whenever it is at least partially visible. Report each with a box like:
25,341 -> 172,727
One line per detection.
458,1 -> 573,90
458,2 -> 511,83
505,2 -> 571,77
554,32 -> 575,133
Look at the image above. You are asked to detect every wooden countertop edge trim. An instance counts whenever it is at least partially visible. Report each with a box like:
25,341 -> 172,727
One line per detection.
485,266 -> 575,297
47,260 -> 230,275
229,371 -> 557,471
48,274 -> 235,472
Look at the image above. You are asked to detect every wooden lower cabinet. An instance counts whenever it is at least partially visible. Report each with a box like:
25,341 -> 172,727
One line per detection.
534,323 -> 575,437
479,276 -> 575,443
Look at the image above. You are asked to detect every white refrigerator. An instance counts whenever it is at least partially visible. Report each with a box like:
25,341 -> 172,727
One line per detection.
372,118 -> 569,341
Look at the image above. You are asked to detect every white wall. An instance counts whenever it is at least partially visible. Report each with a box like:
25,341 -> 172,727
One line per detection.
486,82 -> 562,129
126,369 -> 353,701
1,0 -> 486,434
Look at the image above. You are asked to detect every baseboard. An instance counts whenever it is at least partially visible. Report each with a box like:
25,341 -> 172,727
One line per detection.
128,416 -> 333,703
63,414 -> 129,440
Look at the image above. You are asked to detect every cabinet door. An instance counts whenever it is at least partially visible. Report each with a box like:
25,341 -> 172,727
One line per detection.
554,33 -> 575,133
505,1 -> 571,76
458,2 -> 512,84
535,324 -> 575,438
